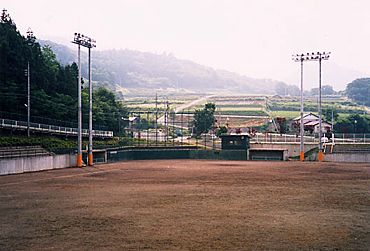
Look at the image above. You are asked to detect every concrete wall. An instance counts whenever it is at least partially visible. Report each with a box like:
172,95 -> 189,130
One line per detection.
250,142 -> 317,158
108,149 -> 247,162
324,153 -> 370,163
0,154 -> 76,176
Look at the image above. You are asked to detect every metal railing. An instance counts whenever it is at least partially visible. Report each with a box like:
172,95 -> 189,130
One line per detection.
0,118 -> 113,138
250,133 -> 370,144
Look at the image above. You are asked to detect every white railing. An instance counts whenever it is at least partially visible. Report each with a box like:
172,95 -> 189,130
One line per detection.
250,133 -> 370,144
0,118 -> 113,138
251,133 -> 317,143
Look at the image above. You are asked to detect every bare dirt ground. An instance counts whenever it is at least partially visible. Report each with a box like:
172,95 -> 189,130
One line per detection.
0,160 -> 369,250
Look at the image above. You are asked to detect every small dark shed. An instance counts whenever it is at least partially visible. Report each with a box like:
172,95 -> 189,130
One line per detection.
220,134 -> 250,150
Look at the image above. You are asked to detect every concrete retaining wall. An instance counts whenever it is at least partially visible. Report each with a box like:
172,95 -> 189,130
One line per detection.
250,142 -> 317,158
108,149 -> 247,162
324,153 -> 370,163
0,154 -> 76,176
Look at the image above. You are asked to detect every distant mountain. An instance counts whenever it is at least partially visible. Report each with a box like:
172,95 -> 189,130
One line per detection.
39,40 -> 286,96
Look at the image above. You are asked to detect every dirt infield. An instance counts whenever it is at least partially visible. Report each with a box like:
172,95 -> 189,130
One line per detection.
0,160 -> 369,250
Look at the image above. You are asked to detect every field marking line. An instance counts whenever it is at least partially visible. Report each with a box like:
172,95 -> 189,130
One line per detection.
0,166 -> 129,187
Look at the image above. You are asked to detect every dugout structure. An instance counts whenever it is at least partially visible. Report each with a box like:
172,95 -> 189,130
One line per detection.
220,134 -> 250,150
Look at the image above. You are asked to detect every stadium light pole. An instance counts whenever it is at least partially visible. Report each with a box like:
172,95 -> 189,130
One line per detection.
317,52 -> 330,161
292,54 -> 306,161
87,37 -> 96,166
72,33 -> 96,167
72,34 -> 82,167
293,51 -> 330,162
26,28 -> 35,138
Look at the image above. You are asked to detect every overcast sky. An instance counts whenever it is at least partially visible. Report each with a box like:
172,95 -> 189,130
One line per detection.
2,0 -> 370,90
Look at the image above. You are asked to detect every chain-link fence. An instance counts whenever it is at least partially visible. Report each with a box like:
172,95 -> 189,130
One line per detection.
121,110 -> 222,150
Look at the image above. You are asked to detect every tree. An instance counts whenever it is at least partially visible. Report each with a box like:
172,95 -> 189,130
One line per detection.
275,82 -> 288,96
192,103 -> 216,136
323,108 -> 339,122
0,11 -> 128,132
83,87 -> 128,133
322,85 -> 335,95
288,85 -> 300,96
275,82 -> 300,96
310,85 -> 335,96
275,117 -> 287,134
334,114 -> 370,133
346,78 -> 370,106
216,126 -> 228,137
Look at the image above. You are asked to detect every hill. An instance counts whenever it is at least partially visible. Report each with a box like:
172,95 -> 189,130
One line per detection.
40,40 -> 286,96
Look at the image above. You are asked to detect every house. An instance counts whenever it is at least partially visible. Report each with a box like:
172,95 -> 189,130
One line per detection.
304,120 -> 332,134
293,112 -> 319,124
292,113 -> 332,134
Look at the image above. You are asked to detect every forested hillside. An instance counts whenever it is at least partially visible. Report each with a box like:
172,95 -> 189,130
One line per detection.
40,40 -> 286,96
0,10 -> 126,132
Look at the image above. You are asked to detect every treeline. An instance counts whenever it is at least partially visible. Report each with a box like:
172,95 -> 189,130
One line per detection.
0,10 -> 127,132
346,78 -> 370,107
275,82 -> 337,97
322,109 -> 369,133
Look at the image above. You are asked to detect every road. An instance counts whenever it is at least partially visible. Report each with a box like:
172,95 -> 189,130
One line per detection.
157,94 -> 215,128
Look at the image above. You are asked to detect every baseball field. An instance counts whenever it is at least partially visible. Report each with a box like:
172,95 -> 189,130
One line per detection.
0,160 -> 369,250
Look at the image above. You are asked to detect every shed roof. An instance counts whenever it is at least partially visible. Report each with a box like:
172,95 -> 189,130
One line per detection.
304,120 -> 332,126
293,112 -> 319,121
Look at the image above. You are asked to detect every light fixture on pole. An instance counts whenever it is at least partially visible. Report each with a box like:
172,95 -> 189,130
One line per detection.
292,53 -> 306,161
317,52 -> 330,161
293,51 -> 330,162
72,33 -> 96,167
87,36 -> 96,166
26,28 -> 35,138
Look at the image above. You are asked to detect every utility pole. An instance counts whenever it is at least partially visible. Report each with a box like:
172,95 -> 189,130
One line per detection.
72,33 -> 96,167
293,52 -> 330,162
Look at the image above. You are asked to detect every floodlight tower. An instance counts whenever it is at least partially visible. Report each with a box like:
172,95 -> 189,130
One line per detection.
292,53 -> 306,161
317,52 -> 330,161
86,36 -> 96,166
26,28 -> 35,138
293,51 -> 330,162
72,33 -> 96,167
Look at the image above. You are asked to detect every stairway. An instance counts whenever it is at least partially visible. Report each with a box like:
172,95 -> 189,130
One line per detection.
325,143 -> 370,154
0,146 -> 52,158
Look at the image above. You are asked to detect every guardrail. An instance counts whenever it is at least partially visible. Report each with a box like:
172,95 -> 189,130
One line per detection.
0,118 -> 113,138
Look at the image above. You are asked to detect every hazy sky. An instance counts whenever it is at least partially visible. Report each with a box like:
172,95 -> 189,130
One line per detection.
2,0 -> 370,89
